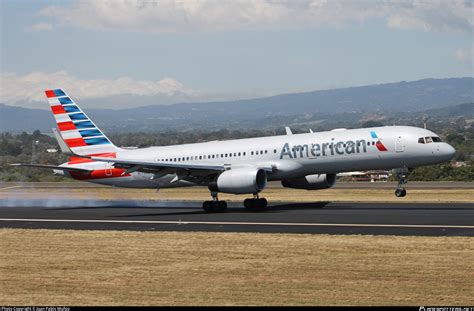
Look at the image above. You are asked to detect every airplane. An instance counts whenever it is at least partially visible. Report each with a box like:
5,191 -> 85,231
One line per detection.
12,89 -> 456,212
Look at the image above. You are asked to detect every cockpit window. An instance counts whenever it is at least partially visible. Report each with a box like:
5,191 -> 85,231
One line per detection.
419,136 -> 442,144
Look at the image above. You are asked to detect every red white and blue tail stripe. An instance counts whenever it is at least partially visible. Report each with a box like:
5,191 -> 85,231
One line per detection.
46,89 -> 119,156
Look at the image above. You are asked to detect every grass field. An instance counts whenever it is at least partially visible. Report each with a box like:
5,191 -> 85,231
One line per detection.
1,229 -> 472,306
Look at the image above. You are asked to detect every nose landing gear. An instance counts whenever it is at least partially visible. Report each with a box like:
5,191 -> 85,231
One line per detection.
394,167 -> 410,197
395,188 -> 407,197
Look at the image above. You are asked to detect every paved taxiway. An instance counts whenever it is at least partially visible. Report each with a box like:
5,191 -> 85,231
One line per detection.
0,200 -> 472,236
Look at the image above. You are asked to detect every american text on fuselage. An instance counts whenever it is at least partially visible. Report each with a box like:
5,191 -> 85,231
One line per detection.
280,138 -> 368,159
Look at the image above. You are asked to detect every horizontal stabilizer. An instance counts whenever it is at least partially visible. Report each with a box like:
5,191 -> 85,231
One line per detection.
10,163 -> 91,173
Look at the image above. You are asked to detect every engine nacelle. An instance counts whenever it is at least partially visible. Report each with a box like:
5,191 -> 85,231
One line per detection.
281,173 -> 336,190
209,167 -> 267,194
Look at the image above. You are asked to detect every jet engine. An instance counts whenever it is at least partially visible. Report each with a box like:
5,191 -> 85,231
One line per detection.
281,173 -> 336,190
209,167 -> 267,194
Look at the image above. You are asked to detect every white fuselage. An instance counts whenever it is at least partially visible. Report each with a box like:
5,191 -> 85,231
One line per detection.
60,125 -> 455,189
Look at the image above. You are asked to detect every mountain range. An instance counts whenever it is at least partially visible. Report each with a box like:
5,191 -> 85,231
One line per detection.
1,77 -> 472,133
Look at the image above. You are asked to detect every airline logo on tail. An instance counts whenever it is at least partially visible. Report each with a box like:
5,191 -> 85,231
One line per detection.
46,88 -> 118,156
370,131 -> 388,151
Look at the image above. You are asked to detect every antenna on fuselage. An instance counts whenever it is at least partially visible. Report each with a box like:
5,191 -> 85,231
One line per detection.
422,115 -> 429,129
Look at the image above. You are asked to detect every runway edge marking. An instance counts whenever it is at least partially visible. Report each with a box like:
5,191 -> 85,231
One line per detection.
0,186 -> 23,191
0,218 -> 473,229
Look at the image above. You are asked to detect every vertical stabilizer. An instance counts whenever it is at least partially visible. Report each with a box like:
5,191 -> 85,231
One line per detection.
45,89 -> 119,156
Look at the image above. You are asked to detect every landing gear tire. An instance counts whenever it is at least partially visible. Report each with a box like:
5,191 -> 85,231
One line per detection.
202,200 -> 227,213
395,188 -> 407,197
393,166 -> 411,198
202,190 -> 228,213
218,200 -> 227,211
244,198 -> 268,211
202,201 -> 213,212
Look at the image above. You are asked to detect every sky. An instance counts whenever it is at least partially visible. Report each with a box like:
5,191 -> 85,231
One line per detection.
1,0 -> 473,108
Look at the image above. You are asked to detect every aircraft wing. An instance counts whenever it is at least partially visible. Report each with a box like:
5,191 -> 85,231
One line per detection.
89,156 -> 274,171
87,156 -> 273,181
10,163 -> 91,173
87,156 -> 225,177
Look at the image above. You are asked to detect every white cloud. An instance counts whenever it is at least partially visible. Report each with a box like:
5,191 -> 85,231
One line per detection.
36,0 -> 473,34
0,71 -> 270,108
385,0 -> 473,33
30,22 -> 53,31
0,71 -> 195,104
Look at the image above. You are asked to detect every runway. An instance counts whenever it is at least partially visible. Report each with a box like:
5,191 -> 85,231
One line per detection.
0,200 -> 473,236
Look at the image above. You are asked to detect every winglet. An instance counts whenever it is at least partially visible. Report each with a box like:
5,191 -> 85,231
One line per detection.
285,126 -> 293,135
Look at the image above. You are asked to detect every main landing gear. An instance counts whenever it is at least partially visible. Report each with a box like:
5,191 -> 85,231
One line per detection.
201,192 -> 268,213
243,193 -> 268,211
202,191 -> 227,212
394,167 -> 410,198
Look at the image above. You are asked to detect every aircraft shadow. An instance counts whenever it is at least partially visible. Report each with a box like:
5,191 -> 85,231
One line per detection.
43,202 -> 473,218
44,205 -> 200,211
111,201 -> 331,217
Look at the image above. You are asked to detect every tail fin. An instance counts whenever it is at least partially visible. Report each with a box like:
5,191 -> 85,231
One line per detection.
46,89 -> 120,156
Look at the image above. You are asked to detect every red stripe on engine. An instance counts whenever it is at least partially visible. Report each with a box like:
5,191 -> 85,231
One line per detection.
51,105 -> 66,114
57,121 -> 76,131
65,137 -> 87,147
45,90 -> 56,98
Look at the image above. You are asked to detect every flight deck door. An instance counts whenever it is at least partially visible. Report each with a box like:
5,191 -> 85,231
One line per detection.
395,136 -> 405,153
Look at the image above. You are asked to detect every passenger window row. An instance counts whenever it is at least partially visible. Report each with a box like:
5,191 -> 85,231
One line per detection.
158,140 -> 384,162
158,149 -> 274,162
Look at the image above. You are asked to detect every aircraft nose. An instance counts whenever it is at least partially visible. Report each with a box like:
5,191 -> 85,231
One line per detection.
442,143 -> 456,160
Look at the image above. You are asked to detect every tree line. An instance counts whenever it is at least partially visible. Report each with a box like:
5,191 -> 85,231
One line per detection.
1,127 -> 472,182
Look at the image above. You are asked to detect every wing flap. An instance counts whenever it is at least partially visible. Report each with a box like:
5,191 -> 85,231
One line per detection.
88,156 -> 225,173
